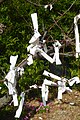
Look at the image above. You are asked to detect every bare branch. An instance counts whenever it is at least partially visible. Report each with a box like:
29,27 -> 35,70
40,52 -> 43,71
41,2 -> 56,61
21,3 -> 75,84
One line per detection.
48,0 -> 77,32
25,0 -> 56,7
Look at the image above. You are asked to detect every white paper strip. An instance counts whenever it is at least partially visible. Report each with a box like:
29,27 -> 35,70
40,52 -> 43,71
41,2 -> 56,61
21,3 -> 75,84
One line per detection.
74,14 -> 80,58
41,79 -> 57,106
29,13 -> 41,43
43,79 -> 57,86
27,54 -> 33,65
41,84 -> 49,106
37,48 -> 54,63
10,55 -> 18,69
44,4 -> 53,11
4,55 -> 18,106
44,5 -> 48,9
29,45 -> 38,55
42,84 -> 46,98
42,97 -> 46,106
5,70 -> 15,84
13,93 -> 18,106
4,81 -> 18,106
44,79 -> 52,86
57,79 -> 72,100
31,13 -> 38,32
68,77 -> 80,86
5,69 -> 16,95
17,67 -> 24,76
15,92 -> 25,118
66,87 -> 72,93
27,43 -> 53,64
29,32 -> 41,44
50,4 -> 53,11
61,79 -> 68,93
53,41 -> 62,65
57,81 -> 62,100
27,44 -> 34,52
43,70 -> 61,81
4,82 -> 13,95
75,77 -> 80,84
45,86 -> 49,101
30,84 -> 38,89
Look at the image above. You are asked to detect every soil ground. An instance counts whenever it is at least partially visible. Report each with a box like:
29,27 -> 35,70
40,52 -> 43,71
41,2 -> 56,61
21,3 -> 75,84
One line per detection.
28,89 -> 80,120
0,89 -> 80,120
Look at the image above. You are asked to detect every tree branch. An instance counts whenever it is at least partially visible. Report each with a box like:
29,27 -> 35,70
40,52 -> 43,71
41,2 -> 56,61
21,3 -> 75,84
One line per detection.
48,0 -> 76,32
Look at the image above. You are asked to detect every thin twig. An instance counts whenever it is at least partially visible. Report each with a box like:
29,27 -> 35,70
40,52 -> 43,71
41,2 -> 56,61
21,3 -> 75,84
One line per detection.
48,0 -> 76,32
52,18 -> 66,34
25,0 -> 56,7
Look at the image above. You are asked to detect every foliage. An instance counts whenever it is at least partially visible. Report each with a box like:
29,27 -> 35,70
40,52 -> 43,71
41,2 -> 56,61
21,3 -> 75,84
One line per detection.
36,103 -> 50,113
0,0 -> 80,119
0,0 -> 80,90
19,59 -> 49,91
0,0 -> 80,107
